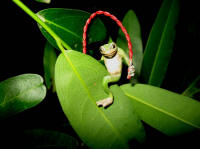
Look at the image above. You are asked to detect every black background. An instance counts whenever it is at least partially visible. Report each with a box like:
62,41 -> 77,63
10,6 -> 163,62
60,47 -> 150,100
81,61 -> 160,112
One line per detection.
2,0 -> 199,93
1,0 -> 200,148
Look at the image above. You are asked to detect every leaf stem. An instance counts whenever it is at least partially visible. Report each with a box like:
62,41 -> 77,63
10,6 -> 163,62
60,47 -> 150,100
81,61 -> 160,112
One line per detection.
12,0 -> 72,53
182,75 -> 200,97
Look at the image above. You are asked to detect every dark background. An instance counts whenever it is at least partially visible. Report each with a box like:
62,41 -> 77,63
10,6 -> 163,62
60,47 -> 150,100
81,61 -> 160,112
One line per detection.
2,0 -> 200,93
1,0 -> 200,148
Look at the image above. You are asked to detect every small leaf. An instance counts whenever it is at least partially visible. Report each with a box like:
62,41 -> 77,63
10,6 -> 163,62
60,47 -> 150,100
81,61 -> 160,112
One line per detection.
43,41 -> 57,92
55,50 -> 146,148
0,74 -> 46,119
116,10 -> 143,80
37,8 -> 107,51
182,75 -> 200,98
121,83 -> 200,136
141,0 -> 180,86
35,0 -> 51,4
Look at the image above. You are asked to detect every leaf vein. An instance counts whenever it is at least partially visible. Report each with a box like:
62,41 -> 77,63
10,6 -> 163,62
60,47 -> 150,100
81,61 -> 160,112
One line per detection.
62,52 -> 127,146
45,19 -> 81,40
148,0 -> 176,85
125,93 -> 200,129
0,83 -> 44,107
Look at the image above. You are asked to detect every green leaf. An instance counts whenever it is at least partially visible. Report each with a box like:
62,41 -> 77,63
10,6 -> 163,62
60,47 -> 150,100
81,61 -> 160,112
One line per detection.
43,41 -> 57,92
2,129 -> 78,149
141,0 -> 180,86
35,0 -> 51,4
182,75 -> 200,98
0,74 -> 46,119
121,83 -> 200,136
55,50 -> 146,149
22,129 -> 78,149
37,8 -> 107,51
116,10 -> 143,80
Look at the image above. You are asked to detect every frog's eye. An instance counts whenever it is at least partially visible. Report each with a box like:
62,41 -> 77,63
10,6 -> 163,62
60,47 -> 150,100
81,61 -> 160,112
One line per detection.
111,43 -> 116,49
99,46 -> 104,52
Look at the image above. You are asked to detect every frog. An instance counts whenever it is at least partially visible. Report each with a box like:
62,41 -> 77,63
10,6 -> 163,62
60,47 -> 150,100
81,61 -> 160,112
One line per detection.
96,42 -> 135,108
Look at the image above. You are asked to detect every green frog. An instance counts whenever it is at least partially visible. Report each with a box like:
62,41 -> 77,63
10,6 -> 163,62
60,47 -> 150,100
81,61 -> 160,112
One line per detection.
96,42 -> 135,108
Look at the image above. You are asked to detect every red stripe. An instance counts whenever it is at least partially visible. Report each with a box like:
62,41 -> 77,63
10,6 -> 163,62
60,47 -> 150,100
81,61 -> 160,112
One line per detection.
82,10 -> 133,79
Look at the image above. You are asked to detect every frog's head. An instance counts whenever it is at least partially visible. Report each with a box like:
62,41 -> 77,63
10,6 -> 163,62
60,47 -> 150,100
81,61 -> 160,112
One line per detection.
99,42 -> 118,59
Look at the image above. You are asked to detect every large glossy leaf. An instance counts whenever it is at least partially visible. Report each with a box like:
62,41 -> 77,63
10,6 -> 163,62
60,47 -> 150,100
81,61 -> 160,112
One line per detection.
37,8 -> 107,51
55,50 -> 146,149
0,74 -> 46,119
141,0 -> 180,86
43,41 -> 57,92
116,10 -> 143,80
121,83 -> 200,136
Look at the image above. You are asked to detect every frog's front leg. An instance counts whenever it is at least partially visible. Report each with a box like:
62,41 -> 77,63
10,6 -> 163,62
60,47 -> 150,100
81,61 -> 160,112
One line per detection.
96,74 -> 120,108
118,48 -> 135,78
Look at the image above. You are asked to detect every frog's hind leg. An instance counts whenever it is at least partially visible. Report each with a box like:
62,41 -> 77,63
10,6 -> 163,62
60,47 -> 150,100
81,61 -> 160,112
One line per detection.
96,74 -> 120,108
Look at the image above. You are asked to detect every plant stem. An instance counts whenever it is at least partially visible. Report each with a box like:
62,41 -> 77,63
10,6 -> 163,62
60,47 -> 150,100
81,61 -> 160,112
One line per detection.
12,0 -> 72,53
182,75 -> 200,97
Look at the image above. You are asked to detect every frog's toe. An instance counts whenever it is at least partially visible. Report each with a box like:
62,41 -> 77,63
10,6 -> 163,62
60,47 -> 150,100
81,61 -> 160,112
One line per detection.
96,97 -> 113,108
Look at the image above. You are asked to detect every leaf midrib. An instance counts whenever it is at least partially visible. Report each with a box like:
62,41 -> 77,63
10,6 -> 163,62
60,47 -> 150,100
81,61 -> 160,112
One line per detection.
124,92 -> 200,129
62,52 -> 127,146
148,0 -> 174,84
44,19 -> 82,40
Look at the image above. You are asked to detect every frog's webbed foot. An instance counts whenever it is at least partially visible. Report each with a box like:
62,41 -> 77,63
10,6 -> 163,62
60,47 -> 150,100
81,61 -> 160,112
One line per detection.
96,74 -> 120,108
96,97 -> 113,108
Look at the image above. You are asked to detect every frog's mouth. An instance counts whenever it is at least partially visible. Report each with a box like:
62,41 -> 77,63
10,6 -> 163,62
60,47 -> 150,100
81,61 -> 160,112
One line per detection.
102,50 -> 118,59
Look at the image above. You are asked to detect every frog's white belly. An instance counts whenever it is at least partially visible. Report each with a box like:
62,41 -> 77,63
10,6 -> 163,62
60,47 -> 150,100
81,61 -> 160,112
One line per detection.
104,54 -> 122,75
